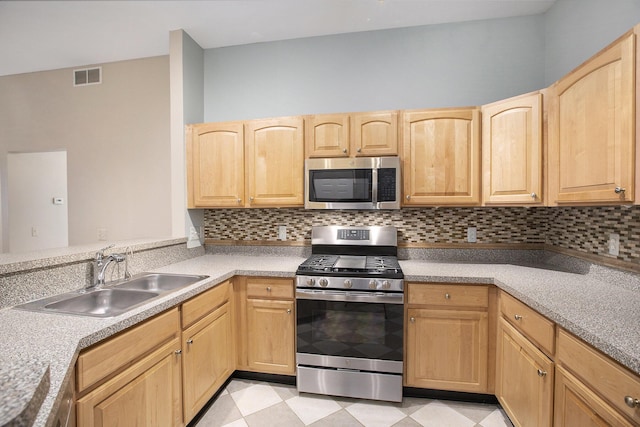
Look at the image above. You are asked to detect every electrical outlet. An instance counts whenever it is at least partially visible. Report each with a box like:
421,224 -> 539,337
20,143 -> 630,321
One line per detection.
608,233 -> 620,256
278,225 -> 287,240
31,226 -> 38,237
467,227 -> 477,243
188,226 -> 199,241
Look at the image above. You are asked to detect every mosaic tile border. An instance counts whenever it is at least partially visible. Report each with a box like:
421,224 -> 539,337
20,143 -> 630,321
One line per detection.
203,206 -> 640,266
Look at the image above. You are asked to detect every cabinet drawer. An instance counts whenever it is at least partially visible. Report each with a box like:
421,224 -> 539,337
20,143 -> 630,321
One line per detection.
182,280 -> 231,329
500,291 -> 555,356
408,283 -> 488,308
246,278 -> 293,300
77,307 -> 180,393
557,328 -> 640,424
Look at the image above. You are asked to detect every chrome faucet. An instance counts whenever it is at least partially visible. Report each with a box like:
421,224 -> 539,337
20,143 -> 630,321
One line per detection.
90,245 -> 126,289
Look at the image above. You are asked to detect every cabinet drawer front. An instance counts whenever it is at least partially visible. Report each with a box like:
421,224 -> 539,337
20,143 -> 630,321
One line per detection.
182,280 -> 231,328
500,291 -> 555,356
557,328 -> 640,424
77,307 -> 180,393
246,278 -> 293,299
408,283 -> 488,308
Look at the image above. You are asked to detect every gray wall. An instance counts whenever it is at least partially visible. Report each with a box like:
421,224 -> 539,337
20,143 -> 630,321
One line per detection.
203,15 -> 546,122
544,0 -> 640,85
202,0 -> 640,122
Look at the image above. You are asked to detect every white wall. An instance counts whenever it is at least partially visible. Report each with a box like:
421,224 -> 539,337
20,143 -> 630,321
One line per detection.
0,56 -> 172,251
7,151 -> 68,252
203,14 -> 546,122
544,0 -> 640,85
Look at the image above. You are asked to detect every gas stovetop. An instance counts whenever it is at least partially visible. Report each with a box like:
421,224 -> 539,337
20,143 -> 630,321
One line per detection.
296,254 -> 403,278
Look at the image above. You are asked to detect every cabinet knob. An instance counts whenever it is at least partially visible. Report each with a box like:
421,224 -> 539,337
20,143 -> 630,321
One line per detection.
615,186 -> 626,194
249,196 -> 254,202
530,192 -> 537,199
624,396 -> 640,408
514,314 -> 523,320
175,349 -> 182,355
357,148 -> 362,153
186,339 -> 193,345
342,148 -> 347,153
537,369 -> 547,377
445,293 -> 450,299
410,317 -> 415,323
406,195 -> 411,200
287,308 -> 292,314
237,198 -> 241,203
266,286 -> 272,292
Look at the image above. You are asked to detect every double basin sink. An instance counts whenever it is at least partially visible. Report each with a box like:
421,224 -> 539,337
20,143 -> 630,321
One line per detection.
17,273 -> 209,318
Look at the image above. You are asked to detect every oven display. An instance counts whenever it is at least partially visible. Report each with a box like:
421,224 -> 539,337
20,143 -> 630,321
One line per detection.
337,229 -> 370,241
296,299 -> 403,361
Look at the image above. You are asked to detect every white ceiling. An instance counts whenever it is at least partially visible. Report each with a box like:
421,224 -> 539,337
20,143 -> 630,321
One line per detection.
0,0 -> 556,77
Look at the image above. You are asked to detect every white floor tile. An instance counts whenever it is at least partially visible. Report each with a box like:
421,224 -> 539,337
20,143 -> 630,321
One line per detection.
479,409 -> 514,427
222,419 -> 249,427
285,395 -> 341,425
230,384 -> 283,417
346,401 -> 406,427
410,401 -> 476,427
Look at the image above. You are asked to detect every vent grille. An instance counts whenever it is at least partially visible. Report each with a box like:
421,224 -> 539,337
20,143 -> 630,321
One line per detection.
73,67 -> 101,86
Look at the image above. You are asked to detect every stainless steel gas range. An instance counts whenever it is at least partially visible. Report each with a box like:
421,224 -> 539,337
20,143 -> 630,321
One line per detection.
295,225 -> 404,402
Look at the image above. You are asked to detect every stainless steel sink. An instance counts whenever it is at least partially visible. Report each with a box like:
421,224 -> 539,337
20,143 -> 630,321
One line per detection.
114,273 -> 208,292
15,273 -> 210,318
43,289 -> 159,317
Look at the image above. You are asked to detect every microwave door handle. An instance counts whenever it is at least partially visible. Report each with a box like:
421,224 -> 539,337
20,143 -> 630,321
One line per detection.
296,289 -> 404,304
371,167 -> 378,205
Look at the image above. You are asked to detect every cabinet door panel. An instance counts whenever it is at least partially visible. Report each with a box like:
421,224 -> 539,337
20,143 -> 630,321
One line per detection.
402,108 -> 481,205
246,298 -> 295,374
305,114 -> 350,157
183,302 -> 234,422
77,339 -> 182,427
496,318 -> 553,427
352,111 -> 398,156
187,122 -> 245,207
550,32 -> 635,203
406,308 -> 488,393
482,93 -> 542,205
245,118 -> 304,207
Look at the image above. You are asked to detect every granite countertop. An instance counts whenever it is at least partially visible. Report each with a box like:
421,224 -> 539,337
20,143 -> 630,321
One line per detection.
1,254 -> 639,426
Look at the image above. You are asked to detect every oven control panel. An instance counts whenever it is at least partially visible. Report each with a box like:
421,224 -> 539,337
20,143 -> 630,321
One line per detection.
337,229 -> 370,241
296,275 -> 403,292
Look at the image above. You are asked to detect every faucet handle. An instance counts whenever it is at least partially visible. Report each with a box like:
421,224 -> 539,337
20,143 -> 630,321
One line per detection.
95,244 -> 115,260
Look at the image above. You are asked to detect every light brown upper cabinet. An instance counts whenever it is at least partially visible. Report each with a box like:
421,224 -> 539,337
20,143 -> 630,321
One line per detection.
305,111 -> 398,158
547,29 -> 637,205
401,107 -> 481,205
186,122 -> 245,208
482,92 -> 543,205
245,117 -> 304,207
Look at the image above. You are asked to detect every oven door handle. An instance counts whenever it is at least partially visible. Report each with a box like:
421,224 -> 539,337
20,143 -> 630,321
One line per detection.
296,289 -> 404,304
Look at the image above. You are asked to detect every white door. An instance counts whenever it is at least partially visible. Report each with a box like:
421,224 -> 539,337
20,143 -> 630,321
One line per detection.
7,151 -> 68,252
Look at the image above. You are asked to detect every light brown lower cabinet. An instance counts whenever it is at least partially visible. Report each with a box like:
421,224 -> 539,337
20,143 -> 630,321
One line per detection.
495,317 -> 554,427
182,300 -> 234,422
76,337 -> 183,427
554,365 -> 634,426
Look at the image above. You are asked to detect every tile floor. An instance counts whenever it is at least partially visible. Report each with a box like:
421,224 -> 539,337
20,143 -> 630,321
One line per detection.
192,378 -> 514,427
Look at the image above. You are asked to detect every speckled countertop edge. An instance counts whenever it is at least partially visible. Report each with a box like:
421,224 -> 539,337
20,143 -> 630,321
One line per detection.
1,254 -> 639,426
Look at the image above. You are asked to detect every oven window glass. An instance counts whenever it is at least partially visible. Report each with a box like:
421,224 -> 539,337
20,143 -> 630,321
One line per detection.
296,299 -> 403,361
308,169 -> 372,202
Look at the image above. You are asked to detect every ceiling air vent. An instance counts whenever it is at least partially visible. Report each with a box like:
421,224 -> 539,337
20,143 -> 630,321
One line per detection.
73,67 -> 101,86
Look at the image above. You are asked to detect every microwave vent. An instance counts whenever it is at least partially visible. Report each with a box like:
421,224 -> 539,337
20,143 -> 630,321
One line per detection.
73,67 -> 101,86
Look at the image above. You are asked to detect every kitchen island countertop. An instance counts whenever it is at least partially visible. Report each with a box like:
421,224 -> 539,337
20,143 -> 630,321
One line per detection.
1,254 -> 639,426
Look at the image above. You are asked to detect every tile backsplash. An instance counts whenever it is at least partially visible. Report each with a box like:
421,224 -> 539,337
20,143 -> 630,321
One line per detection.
203,205 -> 640,264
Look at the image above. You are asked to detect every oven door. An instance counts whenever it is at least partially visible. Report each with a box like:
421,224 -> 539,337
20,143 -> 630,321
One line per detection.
296,289 -> 403,372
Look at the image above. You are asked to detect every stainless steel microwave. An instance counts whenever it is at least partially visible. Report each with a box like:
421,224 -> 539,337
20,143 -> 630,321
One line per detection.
305,156 -> 401,209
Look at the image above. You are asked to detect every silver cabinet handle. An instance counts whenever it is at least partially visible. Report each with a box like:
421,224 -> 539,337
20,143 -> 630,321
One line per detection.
287,308 -> 292,314
357,148 -> 362,153
624,396 -> 640,408
410,317 -> 415,323
445,293 -> 450,299
266,286 -> 272,292
406,195 -> 411,200
342,148 -> 347,153
537,369 -> 547,377
531,192 -> 537,199
237,198 -> 241,203
514,314 -> 523,320
615,187 -> 626,194
186,339 -> 193,345
249,196 -> 254,202
175,349 -> 182,355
